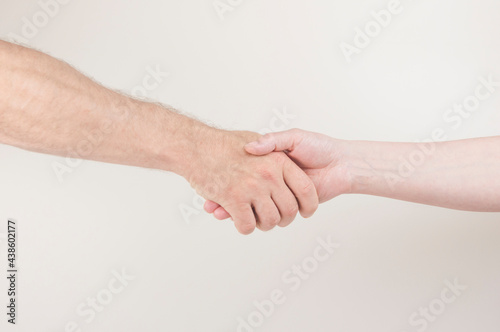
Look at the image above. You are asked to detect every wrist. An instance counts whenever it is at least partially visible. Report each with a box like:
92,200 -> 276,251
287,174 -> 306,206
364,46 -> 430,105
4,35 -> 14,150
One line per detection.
165,119 -> 223,181
179,129 -> 261,191
342,140 -> 402,196
339,140 -> 378,195
123,100 -> 222,179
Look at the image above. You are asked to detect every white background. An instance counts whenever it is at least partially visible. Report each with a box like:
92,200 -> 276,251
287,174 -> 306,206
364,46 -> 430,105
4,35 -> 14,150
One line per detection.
0,0 -> 499,331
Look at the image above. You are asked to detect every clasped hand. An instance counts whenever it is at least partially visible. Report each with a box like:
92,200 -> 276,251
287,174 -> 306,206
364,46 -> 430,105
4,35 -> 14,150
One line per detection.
190,128 -> 350,234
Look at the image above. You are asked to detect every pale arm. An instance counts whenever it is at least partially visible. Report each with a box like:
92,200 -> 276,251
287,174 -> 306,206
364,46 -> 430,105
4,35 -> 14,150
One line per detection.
206,129 -> 500,217
342,136 -> 500,211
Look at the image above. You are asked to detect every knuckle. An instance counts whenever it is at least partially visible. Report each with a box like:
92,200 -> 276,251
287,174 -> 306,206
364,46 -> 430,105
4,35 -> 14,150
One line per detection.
238,222 -> 255,235
256,224 -> 268,232
262,132 -> 274,140
299,180 -> 315,196
258,223 -> 275,232
278,219 -> 293,228
256,166 -> 277,182
270,214 -> 281,226
284,203 -> 299,217
227,185 -> 253,204
268,214 -> 281,227
226,191 -> 242,202
301,202 -> 319,218
270,152 -> 286,162
245,179 -> 260,192
288,128 -> 304,139
259,215 -> 280,231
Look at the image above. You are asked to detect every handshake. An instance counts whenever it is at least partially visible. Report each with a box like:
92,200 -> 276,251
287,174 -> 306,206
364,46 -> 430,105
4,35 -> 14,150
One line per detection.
184,128 -> 350,235
3,40 -> 497,230
188,125 -> 500,234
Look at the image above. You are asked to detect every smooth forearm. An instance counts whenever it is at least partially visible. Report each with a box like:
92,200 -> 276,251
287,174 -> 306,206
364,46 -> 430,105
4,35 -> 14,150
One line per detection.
345,137 -> 500,211
0,40 -> 212,178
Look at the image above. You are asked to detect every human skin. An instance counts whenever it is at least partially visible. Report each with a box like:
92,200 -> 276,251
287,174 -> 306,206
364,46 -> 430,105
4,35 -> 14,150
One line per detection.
205,128 -> 500,219
0,40 -> 319,234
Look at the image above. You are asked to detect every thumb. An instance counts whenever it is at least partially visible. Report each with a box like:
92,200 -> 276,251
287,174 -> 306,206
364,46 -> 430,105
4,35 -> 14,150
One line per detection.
245,129 -> 302,155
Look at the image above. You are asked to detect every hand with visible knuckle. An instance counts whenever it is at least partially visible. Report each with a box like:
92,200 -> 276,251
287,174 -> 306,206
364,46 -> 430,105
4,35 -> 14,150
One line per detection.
191,129 -> 322,234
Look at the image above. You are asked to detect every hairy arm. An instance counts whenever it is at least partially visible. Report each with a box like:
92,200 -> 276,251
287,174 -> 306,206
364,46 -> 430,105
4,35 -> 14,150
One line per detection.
0,41 -> 318,234
0,40 -> 198,174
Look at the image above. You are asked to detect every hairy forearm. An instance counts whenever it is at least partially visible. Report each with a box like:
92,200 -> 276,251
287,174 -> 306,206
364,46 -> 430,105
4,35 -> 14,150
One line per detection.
0,40 -> 212,178
346,137 -> 500,211
0,41 -> 318,233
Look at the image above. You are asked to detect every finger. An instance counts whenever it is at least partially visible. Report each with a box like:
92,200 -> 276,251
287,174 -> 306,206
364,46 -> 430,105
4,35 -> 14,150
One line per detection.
271,188 -> 299,228
283,159 -> 319,218
245,129 -> 304,155
203,200 -> 232,220
253,198 -> 281,232
213,206 -> 231,220
204,200 -> 221,214
224,204 -> 256,235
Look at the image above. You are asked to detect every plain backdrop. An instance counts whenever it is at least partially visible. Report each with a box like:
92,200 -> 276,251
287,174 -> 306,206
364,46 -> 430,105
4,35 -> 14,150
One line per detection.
0,0 -> 499,331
